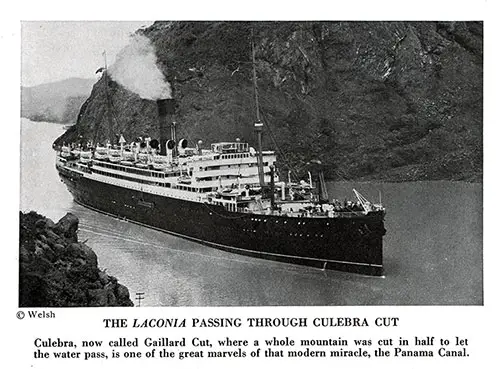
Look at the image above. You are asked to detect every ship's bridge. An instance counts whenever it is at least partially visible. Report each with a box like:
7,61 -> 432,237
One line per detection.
211,142 -> 249,154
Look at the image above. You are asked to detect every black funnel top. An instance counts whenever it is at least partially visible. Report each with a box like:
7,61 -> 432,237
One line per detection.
157,99 -> 176,155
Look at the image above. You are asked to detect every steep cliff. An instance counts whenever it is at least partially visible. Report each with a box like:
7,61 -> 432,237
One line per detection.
54,21 -> 482,182
19,211 -> 134,307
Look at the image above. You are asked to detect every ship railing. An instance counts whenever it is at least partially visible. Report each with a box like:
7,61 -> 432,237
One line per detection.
331,211 -> 367,218
209,197 -> 238,212
268,208 -> 368,218
192,155 -> 271,168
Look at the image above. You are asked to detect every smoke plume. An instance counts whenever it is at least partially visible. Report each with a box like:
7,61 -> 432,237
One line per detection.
108,34 -> 171,100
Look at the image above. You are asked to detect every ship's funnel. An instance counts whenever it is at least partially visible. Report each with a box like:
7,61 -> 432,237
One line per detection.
157,99 -> 176,155
178,138 -> 188,149
166,139 -> 176,150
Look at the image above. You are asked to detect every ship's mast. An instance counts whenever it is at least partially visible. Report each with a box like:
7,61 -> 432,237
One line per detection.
103,51 -> 113,145
251,30 -> 265,188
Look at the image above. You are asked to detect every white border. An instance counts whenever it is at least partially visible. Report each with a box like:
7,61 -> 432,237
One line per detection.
3,1 -> 499,368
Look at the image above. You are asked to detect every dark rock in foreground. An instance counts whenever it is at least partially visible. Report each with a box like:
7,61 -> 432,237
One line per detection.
19,211 -> 134,307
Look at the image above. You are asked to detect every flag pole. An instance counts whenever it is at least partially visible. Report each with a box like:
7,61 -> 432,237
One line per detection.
103,50 -> 108,70
102,50 -> 113,145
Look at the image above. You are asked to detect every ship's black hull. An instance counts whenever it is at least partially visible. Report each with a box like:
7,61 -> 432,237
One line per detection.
57,167 -> 385,275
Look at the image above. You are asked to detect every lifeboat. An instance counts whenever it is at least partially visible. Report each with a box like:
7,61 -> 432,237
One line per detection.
109,149 -> 122,163
94,146 -> 108,160
152,155 -> 168,170
70,148 -> 81,157
177,175 -> 192,184
79,150 -> 92,164
122,150 -> 135,161
60,146 -> 71,158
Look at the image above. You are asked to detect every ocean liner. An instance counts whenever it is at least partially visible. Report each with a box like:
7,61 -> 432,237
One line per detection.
55,43 -> 386,276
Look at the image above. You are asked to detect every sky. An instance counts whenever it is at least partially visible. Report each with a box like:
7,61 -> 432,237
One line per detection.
21,21 -> 153,87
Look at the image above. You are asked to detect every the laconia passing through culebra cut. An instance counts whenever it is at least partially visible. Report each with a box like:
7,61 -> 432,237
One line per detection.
55,40 -> 386,276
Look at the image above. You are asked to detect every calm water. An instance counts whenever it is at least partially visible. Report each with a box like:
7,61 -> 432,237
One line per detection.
20,119 -> 483,306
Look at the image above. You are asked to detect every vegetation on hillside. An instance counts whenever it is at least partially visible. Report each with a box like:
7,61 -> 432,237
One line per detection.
55,21 -> 482,182
22,78 -> 94,123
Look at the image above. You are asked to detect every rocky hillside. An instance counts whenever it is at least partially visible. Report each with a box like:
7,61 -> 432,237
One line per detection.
55,21 -> 482,182
22,78 -> 94,123
19,211 -> 133,307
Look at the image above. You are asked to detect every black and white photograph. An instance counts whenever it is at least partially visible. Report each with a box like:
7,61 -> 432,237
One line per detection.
18,19 -> 483,307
